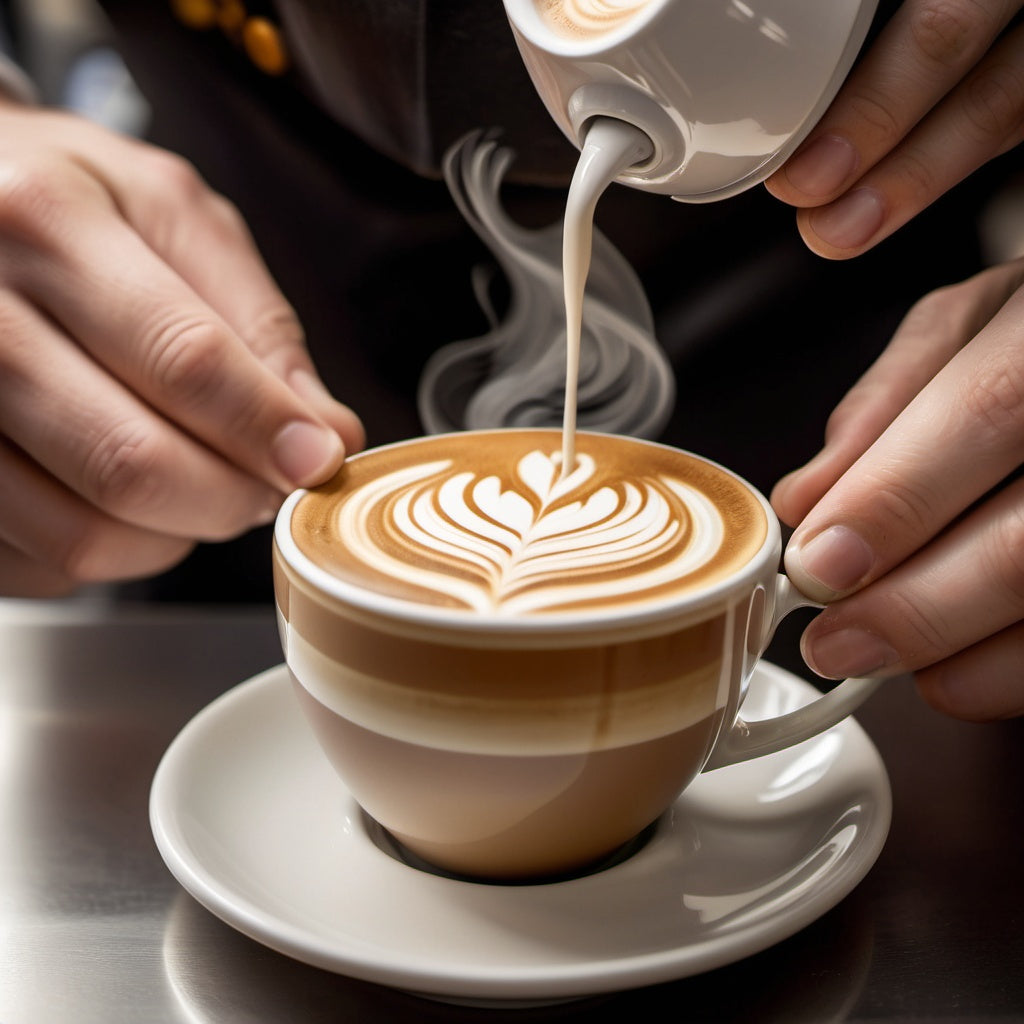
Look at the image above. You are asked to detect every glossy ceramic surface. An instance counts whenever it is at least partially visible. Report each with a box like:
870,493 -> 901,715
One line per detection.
504,0 -> 879,200
150,660 -> 890,1004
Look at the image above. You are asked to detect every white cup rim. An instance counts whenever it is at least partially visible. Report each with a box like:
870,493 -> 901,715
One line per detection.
274,429 -> 781,637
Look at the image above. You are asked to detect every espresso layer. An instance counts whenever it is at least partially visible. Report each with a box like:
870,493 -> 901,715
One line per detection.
291,430 -> 767,617
278,566 -> 730,754
284,615 -> 724,754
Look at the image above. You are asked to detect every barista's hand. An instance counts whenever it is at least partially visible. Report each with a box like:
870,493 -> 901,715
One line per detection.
772,258 -> 1024,720
765,0 -> 1024,258
0,101 -> 364,597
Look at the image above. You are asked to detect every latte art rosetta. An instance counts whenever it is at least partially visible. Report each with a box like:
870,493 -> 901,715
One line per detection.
291,432 -> 768,617
341,450 -> 720,614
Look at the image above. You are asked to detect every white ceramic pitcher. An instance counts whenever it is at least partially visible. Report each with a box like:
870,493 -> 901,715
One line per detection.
503,0 -> 879,201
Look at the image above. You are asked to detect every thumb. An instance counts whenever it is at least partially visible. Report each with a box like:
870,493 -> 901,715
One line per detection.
285,362 -> 366,456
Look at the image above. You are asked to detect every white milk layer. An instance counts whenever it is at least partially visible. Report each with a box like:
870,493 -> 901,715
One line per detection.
284,623 -> 726,754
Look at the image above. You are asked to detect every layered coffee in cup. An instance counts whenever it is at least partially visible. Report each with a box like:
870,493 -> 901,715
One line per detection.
274,428 -> 878,880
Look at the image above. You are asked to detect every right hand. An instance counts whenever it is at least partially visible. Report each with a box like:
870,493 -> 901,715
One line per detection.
772,258 -> 1024,721
766,0 -> 1024,259
0,101 -> 364,597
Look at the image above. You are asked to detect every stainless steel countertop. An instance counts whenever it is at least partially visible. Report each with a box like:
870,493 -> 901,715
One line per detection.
1,598 -> 1022,1023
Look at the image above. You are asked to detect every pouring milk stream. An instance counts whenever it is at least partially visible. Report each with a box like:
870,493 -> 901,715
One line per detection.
559,118 -> 652,476
516,0 -> 880,474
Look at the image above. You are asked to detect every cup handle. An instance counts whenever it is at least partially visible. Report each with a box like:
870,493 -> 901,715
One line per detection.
703,575 -> 882,771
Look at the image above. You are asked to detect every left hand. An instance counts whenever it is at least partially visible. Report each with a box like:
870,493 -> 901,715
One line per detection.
772,258 -> 1024,721
765,0 -> 1024,258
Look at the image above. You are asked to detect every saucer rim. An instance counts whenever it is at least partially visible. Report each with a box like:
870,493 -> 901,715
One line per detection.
150,661 -> 891,1002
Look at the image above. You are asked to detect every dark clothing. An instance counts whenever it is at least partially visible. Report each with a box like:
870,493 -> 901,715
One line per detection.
94,1 -> 1009,601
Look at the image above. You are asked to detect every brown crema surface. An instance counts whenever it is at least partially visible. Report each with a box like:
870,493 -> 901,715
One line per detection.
290,430 -> 768,616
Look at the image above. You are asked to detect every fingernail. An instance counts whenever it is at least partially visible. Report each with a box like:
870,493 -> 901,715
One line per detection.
784,135 -> 858,197
808,187 -> 886,250
803,626 -> 900,679
271,421 -> 344,486
787,525 -> 874,600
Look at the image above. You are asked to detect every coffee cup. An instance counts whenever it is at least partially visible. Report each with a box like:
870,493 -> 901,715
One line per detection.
273,428 -> 880,880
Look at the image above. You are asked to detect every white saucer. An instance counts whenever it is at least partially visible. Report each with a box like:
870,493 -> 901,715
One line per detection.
150,662 -> 890,1004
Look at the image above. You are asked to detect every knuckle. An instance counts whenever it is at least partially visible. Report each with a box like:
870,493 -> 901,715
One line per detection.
962,62 -> 1024,147
909,0 -> 977,73
145,317 -> 229,409
895,300 -> 941,349
81,421 -> 168,517
137,148 -> 207,203
867,466 -> 937,537
846,86 -> 903,146
900,280 -> 969,340
883,587 -> 950,662
205,191 -> 249,236
822,397 -> 858,442
985,504 -> 1024,607
0,157 -> 71,247
904,281 -> 959,327
244,303 -> 305,361
823,380 -> 882,442
887,148 -> 939,203
131,149 -> 220,251
956,355 -> 1024,441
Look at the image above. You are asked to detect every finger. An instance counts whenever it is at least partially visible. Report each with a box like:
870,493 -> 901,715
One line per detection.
0,437 -> 195,591
798,473 -> 1024,683
794,19 -> 1024,257
915,621 -> 1024,720
784,275 -> 1024,601
0,290 -> 283,538
82,142 -> 365,452
281,363 -> 366,454
772,259 -> 1024,525
0,158 -> 348,492
766,0 -> 1020,207
0,540 -> 77,597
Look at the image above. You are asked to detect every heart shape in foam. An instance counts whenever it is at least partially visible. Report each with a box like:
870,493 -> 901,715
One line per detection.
339,446 -> 726,615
